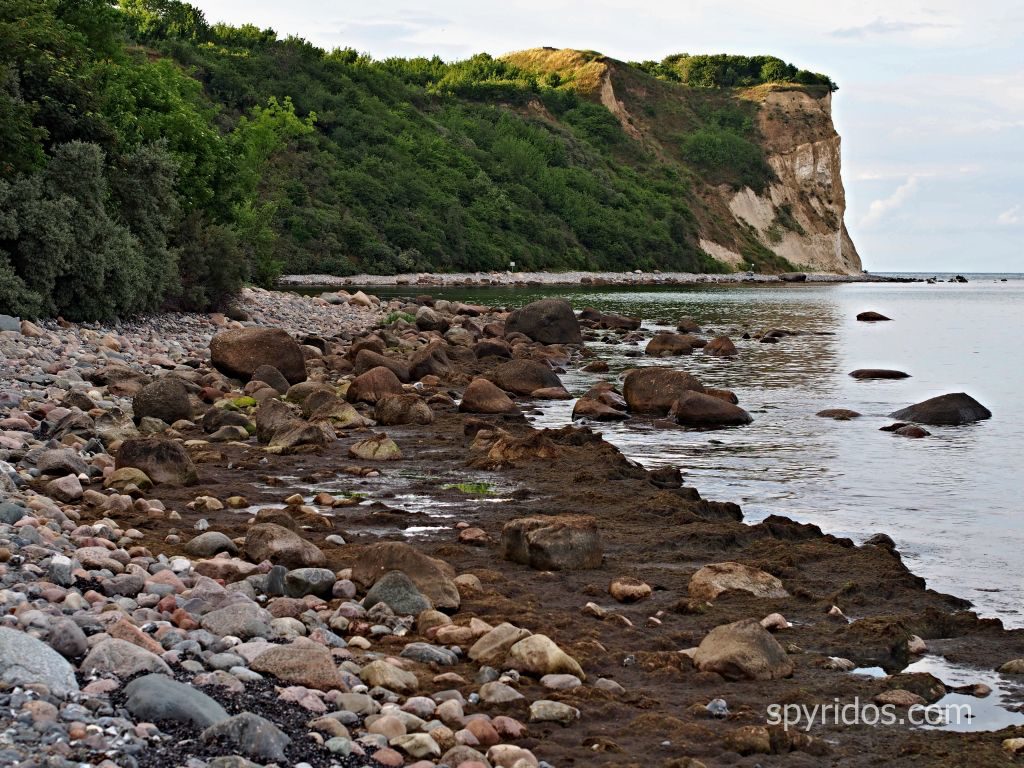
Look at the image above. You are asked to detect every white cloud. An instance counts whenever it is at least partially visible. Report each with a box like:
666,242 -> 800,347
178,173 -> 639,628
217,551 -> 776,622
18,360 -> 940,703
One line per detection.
997,204 -> 1022,226
832,17 -> 955,39
860,176 -> 921,227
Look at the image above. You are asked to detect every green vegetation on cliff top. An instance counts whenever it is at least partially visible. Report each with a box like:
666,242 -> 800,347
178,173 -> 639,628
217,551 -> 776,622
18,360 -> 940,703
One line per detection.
0,0 -> 835,320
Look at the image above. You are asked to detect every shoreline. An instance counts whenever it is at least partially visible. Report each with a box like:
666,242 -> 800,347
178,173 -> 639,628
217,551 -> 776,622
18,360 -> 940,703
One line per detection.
1,285 -> 1022,767
279,269 -> 911,288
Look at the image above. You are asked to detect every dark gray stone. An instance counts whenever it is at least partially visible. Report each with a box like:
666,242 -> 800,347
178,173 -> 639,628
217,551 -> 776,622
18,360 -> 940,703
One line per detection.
124,673 -> 229,728
201,712 -> 290,762
363,570 -> 432,615
284,567 -> 336,599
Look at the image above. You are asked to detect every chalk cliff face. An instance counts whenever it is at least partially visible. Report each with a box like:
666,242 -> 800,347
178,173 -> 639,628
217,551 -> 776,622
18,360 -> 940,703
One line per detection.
726,89 -> 862,273
506,49 -> 862,274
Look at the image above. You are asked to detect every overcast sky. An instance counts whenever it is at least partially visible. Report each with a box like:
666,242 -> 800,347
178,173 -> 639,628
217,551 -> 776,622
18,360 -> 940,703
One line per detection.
191,0 -> 1023,272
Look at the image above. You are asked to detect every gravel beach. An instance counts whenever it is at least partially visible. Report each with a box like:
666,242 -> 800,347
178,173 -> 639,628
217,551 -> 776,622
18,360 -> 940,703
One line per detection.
1,285 -> 1021,768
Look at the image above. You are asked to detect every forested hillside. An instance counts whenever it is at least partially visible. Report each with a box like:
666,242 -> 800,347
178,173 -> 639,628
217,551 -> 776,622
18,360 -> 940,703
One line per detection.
0,0 -> 842,321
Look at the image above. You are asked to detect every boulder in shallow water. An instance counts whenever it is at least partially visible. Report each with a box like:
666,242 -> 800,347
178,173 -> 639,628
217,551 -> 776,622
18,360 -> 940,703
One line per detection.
487,359 -> 562,396
623,367 -> 705,415
645,332 -> 698,357
857,311 -> 891,322
704,335 -> 738,357
504,299 -> 582,345
817,408 -> 861,420
849,369 -> 910,380
670,391 -> 752,427
889,392 -> 991,426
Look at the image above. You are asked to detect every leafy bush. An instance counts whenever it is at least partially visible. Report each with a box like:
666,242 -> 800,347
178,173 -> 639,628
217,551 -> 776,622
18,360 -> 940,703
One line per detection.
634,53 -> 837,91
680,128 -> 772,191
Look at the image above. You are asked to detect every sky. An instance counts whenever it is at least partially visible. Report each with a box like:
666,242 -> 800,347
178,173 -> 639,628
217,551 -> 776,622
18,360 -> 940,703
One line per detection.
191,0 -> 1023,272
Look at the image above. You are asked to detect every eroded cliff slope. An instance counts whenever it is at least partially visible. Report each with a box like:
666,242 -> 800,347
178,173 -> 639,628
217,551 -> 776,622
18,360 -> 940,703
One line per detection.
505,49 -> 862,274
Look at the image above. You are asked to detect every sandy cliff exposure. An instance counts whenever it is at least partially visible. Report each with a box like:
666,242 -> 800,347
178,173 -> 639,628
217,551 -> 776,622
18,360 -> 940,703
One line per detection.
507,49 -> 863,274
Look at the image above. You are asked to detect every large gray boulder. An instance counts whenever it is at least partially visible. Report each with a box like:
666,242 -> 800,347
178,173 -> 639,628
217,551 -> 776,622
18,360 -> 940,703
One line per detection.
504,299 -> 582,345
0,627 -> 79,697
124,674 -> 229,728
889,392 -> 991,426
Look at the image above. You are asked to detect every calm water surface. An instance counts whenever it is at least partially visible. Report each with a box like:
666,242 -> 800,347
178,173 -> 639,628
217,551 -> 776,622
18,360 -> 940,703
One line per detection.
343,278 -> 1024,626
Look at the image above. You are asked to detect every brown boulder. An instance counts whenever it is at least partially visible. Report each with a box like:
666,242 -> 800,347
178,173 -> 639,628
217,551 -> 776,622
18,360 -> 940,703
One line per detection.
473,339 -> 512,359
670,391 -> 752,427
817,408 -> 861,420
645,333 -> 698,357
354,349 -> 410,383
268,420 -> 335,450
352,541 -> 460,610
254,399 -> 296,443
571,398 -> 629,421
245,523 -> 326,568
622,368 -> 705,415
688,562 -> 789,602
501,515 -> 603,570
250,642 -> 344,690
459,378 -> 519,414
374,394 -> 433,425
693,618 -> 794,681
132,377 -> 192,425
210,328 -> 306,384
347,366 -> 403,404
408,341 -> 454,381
704,336 -> 738,357
116,438 -> 197,486
487,360 -> 562,396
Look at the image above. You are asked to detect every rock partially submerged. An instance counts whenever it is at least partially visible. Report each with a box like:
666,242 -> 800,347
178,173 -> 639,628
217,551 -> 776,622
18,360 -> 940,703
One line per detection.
623,367 -> 705,415
890,392 -> 992,425
670,391 -> 752,427
504,299 -> 582,345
